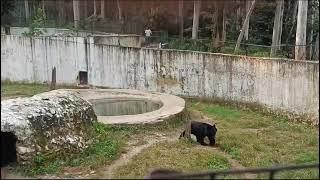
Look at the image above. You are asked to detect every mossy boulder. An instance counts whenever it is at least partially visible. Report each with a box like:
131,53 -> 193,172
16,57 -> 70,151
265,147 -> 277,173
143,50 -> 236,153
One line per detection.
1,90 -> 97,165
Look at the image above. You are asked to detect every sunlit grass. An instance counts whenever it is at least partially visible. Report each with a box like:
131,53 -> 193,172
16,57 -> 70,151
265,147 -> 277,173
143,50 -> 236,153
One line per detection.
188,101 -> 319,179
113,140 -> 231,179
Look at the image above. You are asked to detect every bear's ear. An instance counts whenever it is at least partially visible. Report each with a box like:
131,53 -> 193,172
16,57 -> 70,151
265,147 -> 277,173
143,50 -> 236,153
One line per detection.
213,124 -> 217,131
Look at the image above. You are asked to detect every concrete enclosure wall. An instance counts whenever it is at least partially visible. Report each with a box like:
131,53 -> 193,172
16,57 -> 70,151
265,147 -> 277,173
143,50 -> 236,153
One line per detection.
92,35 -> 143,48
1,35 -> 319,123
1,35 -> 87,84
3,27 -> 142,46
6,27 -> 105,37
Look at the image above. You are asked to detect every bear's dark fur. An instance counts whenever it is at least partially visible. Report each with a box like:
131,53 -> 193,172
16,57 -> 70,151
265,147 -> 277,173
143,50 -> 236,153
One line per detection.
179,121 -> 217,146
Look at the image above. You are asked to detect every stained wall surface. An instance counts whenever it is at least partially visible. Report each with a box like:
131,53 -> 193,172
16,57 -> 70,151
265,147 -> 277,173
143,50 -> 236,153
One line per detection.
1,35 -> 319,122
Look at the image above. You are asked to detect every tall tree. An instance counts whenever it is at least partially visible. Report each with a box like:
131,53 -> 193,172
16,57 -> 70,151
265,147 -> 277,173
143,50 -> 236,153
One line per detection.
309,5 -> 314,60
117,0 -> 122,21
101,0 -> 105,18
84,0 -> 88,18
314,33 -> 319,60
24,0 -> 30,23
1,0 -> 15,16
295,0 -> 308,60
244,0 -> 251,40
284,0 -> 298,46
192,0 -> 201,39
234,0 -> 256,53
212,2 -> 225,48
73,0 -> 80,28
178,0 -> 184,39
270,0 -> 284,57
222,6 -> 226,43
58,0 -> 66,26
93,0 -> 97,16
42,0 -> 45,11
236,0 -> 241,30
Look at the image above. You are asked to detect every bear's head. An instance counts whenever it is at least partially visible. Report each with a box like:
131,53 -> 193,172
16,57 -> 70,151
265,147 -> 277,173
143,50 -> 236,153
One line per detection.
208,124 -> 217,146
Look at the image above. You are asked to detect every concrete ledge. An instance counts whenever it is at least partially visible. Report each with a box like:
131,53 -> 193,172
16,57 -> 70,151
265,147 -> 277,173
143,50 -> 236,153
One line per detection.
63,89 -> 186,124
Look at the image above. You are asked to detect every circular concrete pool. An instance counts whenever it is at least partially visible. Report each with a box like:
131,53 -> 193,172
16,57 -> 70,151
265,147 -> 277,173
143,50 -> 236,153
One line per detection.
63,89 -> 185,124
91,98 -> 163,116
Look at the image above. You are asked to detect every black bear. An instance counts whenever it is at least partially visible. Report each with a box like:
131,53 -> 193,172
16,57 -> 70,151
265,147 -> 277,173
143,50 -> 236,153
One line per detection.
179,121 -> 217,146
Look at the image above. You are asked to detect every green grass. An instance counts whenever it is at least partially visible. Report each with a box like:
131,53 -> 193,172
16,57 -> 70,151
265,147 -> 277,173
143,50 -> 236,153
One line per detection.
188,101 -> 319,179
3,83 -> 318,179
1,81 -> 86,98
21,118 -> 188,176
1,82 -> 50,97
22,122 -> 126,176
113,140 -> 231,179
112,104 -> 318,179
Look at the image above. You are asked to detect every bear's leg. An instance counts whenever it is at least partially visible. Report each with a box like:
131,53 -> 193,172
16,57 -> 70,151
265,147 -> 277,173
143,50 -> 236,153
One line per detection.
208,136 -> 216,146
196,135 -> 206,146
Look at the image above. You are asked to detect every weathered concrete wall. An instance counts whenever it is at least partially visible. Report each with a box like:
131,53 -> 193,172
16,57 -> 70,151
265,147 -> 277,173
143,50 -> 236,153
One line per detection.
1,27 -> 5,35
75,30 -> 114,37
92,35 -> 143,48
4,27 -> 122,37
87,43 -> 319,123
7,27 -> 73,36
1,35 -> 319,123
1,90 -> 97,164
1,35 -> 87,84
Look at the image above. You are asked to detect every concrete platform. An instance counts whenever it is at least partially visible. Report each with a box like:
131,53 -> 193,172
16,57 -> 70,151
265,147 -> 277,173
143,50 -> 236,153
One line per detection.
65,89 -> 185,125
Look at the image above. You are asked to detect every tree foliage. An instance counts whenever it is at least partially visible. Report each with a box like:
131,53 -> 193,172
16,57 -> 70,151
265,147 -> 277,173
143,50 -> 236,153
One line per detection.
23,8 -> 47,37
1,0 -> 15,16
1,0 -> 319,59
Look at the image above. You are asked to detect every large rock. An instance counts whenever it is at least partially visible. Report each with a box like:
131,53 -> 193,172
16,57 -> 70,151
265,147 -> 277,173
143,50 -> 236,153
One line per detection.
1,90 -> 97,165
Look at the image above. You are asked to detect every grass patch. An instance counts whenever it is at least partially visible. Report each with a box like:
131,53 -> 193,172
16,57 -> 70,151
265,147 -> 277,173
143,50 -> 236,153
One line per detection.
1,82 -> 50,97
188,101 -> 319,179
21,122 -> 125,176
113,140 -> 231,179
1,82 -> 86,98
4,83 -> 318,179
21,116 -> 188,177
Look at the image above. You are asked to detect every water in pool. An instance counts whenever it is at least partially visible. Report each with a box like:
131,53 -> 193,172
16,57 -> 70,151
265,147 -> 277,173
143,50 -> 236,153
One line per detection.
91,99 -> 162,116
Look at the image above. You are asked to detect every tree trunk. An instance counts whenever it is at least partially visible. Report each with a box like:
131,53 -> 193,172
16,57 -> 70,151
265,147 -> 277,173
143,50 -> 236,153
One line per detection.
292,0 -> 298,21
179,0 -> 184,39
236,0 -> 241,30
270,0 -> 284,57
314,33 -> 319,60
222,6 -> 226,44
244,0 -> 251,41
58,1 -> 65,26
101,0 -> 105,18
295,0 -> 308,60
192,0 -> 201,40
309,5 -> 314,60
84,0 -> 88,18
117,0 -> 122,21
93,0 -> 97,16
24,0 -> 30,23
42,0 -> 45,11
73,0 -> 80,29
212,2 -> 224,48
211,4 -> 217,47
234,0 -> 256,53
285,0 -> 298,45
